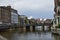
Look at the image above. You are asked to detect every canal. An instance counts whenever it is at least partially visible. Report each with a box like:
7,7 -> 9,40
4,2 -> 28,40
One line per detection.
0,26 -> 60,40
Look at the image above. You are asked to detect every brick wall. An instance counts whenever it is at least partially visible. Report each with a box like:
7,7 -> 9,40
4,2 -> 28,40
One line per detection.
0,6 -> 11,24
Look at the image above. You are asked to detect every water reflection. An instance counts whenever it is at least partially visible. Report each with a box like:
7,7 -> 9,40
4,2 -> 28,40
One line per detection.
52,34 -> 60,40
0,28 -> 60,40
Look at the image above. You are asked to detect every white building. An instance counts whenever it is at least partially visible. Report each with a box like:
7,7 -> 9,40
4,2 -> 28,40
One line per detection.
53,0 -> 60,27
20,15 -> 27,27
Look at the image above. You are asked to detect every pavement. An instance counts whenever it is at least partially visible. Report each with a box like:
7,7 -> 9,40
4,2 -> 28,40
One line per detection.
0,35 -> 7,40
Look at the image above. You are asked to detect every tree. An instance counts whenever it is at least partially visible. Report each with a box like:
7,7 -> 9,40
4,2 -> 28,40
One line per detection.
57,23 -> 60,28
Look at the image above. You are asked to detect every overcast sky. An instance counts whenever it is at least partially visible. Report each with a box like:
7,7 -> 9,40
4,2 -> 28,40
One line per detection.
0,0 -> 54,19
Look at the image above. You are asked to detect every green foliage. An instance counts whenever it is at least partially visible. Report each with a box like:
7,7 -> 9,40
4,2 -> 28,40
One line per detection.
57,24 -> 60,28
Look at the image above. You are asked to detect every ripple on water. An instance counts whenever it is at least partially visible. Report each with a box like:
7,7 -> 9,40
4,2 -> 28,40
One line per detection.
0,30 -> 60,40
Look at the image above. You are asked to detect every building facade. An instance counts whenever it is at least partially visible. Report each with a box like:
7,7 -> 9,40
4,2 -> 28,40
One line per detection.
11,9 -> 18,27
19,15 -> 27,27
0,6 -> 11,25
0,6 -> 19,28
53,0 -> 60,27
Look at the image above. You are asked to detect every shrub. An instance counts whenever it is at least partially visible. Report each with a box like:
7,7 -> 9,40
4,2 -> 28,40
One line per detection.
57,24 -> 60,28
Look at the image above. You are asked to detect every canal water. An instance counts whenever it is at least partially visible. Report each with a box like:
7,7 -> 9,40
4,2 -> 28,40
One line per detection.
0,26 -> 60,40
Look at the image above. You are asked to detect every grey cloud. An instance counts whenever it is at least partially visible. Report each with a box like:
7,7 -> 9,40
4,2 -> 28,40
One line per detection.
0,0 -> 54,19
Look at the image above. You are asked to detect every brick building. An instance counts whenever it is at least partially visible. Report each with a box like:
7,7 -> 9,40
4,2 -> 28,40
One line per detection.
0,6 -> 11,25
0,6 -> 18,29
